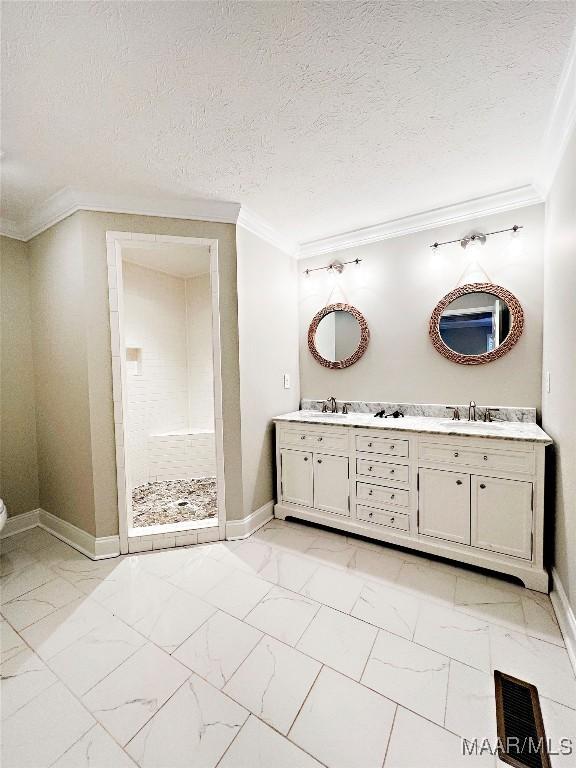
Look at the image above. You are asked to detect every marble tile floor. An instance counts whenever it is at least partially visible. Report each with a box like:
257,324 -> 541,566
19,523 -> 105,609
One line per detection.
1,520 -> 574,768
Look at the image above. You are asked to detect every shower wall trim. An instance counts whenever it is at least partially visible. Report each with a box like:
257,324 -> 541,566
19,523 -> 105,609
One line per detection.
106,231 -> 227,554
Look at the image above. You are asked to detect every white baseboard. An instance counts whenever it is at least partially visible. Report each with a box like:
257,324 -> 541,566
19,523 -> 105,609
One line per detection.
551,567 -> 576,675
1,508 -> 120,560
38,510 -> 120,560
1,509 -> 41,538
226,501 -> 274,540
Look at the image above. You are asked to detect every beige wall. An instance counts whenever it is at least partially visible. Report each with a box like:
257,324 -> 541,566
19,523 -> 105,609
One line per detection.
0,236 -> 39,516
299,204 -> 545,411
28,217 -> 97,533
79,211 -> 243,535
25,211 -> 243,538
542,124 -> 576,612
236,227 -> 300,516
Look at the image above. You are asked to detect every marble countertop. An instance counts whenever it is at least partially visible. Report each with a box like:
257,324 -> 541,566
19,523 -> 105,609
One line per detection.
274,410 -> 552,444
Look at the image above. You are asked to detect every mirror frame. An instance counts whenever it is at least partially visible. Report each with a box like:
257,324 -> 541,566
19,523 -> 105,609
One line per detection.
308,303 -> 370,369
429,283 -> 524,365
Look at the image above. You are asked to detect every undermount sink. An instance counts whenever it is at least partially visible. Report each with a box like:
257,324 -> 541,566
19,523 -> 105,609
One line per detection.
438,419 -> 502,429
302,411 -> 348,419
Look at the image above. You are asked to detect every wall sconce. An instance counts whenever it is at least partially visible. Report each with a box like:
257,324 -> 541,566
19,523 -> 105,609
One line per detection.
304,257 -> 362,276
431,225 -> 522,250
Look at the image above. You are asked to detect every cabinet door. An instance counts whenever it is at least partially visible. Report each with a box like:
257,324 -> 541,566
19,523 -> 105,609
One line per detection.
471,476 -> 533,559
281,449 -> 313,507
313,453 -> 350,517
418,468 -> 470,545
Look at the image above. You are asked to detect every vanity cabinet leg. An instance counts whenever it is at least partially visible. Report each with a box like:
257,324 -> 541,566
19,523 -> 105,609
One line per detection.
518,569 -> 550,593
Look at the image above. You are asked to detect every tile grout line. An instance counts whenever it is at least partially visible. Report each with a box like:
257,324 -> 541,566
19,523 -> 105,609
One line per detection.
380,703 -> 399,768
5,520 -> 576,767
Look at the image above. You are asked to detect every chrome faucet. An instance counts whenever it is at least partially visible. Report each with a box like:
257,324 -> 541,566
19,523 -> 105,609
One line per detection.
322,396 -> 338,413
468,400 -> 477,422
484,407 -> 500,422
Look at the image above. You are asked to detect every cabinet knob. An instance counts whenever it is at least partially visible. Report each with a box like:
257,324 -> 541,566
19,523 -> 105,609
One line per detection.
300,435 -> 306,440
368,512 -> 373,518
368,466 -> 373,472
456,480 -> 462,485
317,459 -> 322,464
483,455 -> 488,461
454,452 -> 459,457
390,517 -> 395,523
390,445 -> 395,450
390,469 -> 395,474
318,437 -> 323,441
367,442 -> 373,447
390,493 -> 395,499
304,457 -> 309,462
369,490 -> 373,495
480,483 -> 486,489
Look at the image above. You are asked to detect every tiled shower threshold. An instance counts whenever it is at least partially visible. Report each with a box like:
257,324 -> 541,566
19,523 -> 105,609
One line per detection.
129,516 -> 218,538
127,517 -> 219,552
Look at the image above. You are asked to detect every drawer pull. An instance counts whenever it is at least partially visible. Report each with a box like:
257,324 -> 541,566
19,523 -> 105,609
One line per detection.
480,483 -> 486,489
390,493 -> 395,499
318,437 -> 323,441
456,479 -> 462,485
483,455 -> 488,461
454,452 -> 459,457
390,445 -> 395,450
300,435 -> 306,440
368,466 -> 373,472
390,469 -> 395,474
390,517 -> 395,524
317,459 -> 322,464
368,512 -> 373,518
367,442 -> 373,447
369,490 -> 373,495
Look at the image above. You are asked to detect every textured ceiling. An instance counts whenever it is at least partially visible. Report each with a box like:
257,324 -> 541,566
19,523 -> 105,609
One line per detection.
2,1 -> 575,243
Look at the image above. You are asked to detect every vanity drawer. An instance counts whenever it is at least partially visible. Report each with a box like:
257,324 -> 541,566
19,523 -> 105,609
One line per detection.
356,459 -> 410,485
356,482 -> 410,509
279,428 -> 348,453
355,435 -> 409,458
418,442 -> 534,474
356,504 -> 410,532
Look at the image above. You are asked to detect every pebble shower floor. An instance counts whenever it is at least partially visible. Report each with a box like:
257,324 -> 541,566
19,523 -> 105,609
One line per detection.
131,478 -> 217,527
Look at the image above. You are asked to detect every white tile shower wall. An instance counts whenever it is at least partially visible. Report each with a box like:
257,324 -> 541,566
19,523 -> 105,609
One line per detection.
122,262 -> 190,489
148,432 -> 216,481
185,274 -> 215,431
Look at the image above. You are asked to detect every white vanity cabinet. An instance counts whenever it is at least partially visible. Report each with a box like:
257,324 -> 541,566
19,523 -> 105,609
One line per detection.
280,449 -> 314,507
275,416 -> 550,592
471,475 -> 533,559
277,426 -> 350,519
418,468 -> 471,545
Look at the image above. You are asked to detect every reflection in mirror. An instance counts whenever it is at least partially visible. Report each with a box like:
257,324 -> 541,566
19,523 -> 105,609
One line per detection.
439,292 -> 511,356
315,310 -> 362,363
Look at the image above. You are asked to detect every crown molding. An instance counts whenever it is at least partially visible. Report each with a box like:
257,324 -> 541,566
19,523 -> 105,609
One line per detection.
1,187 -> 242,242
237,206 -> 298,257
298,185 -> 543,259
534,27 -> 576,197
0,217 -> 25,240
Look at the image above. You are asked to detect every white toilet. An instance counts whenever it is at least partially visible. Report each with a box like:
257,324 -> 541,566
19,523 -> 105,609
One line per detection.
0,499 -> 7,534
